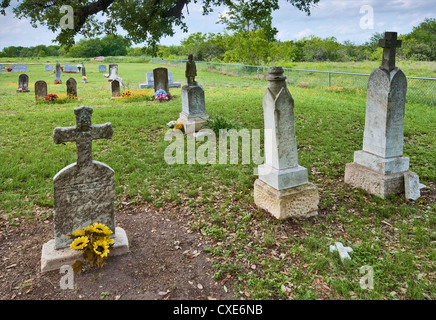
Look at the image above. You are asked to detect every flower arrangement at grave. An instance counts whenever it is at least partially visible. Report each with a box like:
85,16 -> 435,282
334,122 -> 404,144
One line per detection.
154,89 -> 170,102
61,65 -> 64,71
120,89 -> 154,101
17,87 -> 23,92
82,76 -> 87,80
44,93 -> 59,102
6,67 -> 12,72
67,222 -> 114,273
54,80 -> 61,85
173,123 -> 184,133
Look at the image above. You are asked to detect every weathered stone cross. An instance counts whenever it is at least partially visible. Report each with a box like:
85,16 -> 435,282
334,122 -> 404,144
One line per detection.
379,31 -> 402,72
53,106 -> 113,167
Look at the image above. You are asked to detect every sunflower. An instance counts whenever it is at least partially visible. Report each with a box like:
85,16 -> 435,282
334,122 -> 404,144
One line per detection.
174,123 -> 184,131
92,223 -> 113,235
72,229 -> 86,237
83,225 -> 95,233
93,239 -> 110,258
70,236 -> 90,250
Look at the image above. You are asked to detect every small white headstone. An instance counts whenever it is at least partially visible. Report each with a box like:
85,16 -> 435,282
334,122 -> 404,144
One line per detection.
404,172 -> 420,200
330,242 -> 353,263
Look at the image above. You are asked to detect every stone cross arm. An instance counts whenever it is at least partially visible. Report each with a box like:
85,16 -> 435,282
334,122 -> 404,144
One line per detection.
53,123 -> 113,144
53,106 -> 113,167
379,32 -> 402,72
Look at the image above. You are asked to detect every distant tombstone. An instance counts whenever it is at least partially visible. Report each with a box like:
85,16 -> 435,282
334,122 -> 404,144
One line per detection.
66,78 -> 77,98
64,64 -> 78,73
108,64 -> 118,81
55,63 -> 62,84
35,80 -> 47,99
153,67 -> 169,93
11,64 -> 28,72
17,74 -> 30,92
99,65 -> 107,72
81,63 -> 87,83
45,65 -> 53,72
111,79 -> 121,98
344,31 -> 417,199
139,71 -> 181,89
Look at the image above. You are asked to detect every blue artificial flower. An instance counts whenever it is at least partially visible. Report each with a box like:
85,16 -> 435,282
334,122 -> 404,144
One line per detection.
154,89 -> 167,97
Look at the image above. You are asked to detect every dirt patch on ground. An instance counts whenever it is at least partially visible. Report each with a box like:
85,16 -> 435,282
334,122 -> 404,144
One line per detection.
0,203 -> 235,300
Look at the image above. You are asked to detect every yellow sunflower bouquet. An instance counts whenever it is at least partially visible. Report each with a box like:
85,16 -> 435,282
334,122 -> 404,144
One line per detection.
67,222 -> 114,273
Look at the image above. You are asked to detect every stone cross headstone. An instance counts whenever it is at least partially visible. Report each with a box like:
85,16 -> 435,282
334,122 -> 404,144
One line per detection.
52,106 -> 115,249
111,79 -> 120,98
41,106 -> 129,273
81,63 -> 87,83
108,64 -> 118,81
344,31 -> 417,199
66,78 -> 77,98
253,66 -> 319,219
17,74 -> 30,92
153,67 -> 169,94
55,63 -> 62,84
379,32 -> 402,72
35,80 -> 47,99
45,64 -> 53,72
11,64 -> 28,72
99,65 -> 107,72
330,242 -> 353,263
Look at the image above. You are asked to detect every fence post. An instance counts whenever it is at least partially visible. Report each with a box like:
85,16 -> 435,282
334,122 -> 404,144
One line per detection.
328,72 -> 331,87
257,67 -> 259,80
287,69 -> 289,84
237,65 -> 239,76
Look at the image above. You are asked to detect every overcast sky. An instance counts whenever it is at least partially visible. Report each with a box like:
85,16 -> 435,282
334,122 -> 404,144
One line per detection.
0,0 -> 434,50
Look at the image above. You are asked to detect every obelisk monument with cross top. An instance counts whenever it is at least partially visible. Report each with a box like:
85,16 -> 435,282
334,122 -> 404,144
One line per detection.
344,31 -> 420,199
41,106 -> 129,273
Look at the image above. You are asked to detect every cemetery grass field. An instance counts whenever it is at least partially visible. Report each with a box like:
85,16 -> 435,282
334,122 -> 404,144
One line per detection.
0,60 -> 435,300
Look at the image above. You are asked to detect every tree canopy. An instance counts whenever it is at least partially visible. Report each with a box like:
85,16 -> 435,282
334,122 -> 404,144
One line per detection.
0,0 -> 319,49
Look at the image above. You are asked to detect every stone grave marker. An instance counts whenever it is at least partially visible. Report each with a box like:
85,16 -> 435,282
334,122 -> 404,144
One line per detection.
64,64 -> 78,73
99,65 -> 107,72
139,71 -> 181,89
108,64 -> 118,81
55,63 -> 62,84
404,172 -> 420,200
66,78 -> 77,98
153,67 -> 170,93
11,64 -> 28,72
111,79 -> 121,98
41,106 -> 129,272
330,242 -> 353,264
344,32 -> 418,199
253,66 -> 319,219
45,64 -> 53,72
176,58 -> 209,135
35,80 -> 47,99
17,74 -> 30,92
81,63 -> 87,83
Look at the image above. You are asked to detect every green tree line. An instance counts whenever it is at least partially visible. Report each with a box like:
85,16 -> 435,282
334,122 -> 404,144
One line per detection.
1,18 -> 434,64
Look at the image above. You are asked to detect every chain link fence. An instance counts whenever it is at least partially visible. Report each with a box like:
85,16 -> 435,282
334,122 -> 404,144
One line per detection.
149,58 -> 436,106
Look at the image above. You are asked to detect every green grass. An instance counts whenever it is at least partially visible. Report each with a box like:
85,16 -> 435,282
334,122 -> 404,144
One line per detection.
0,59 -> 435,300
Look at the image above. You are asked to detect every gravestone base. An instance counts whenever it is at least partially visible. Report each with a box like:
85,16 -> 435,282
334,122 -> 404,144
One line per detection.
254,179 -> 319,220
41,227 -> 129,273
258,164 -> 308,190
17,89 -> 30,93
177,112 -> 209,135
344,162 -> 410,198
